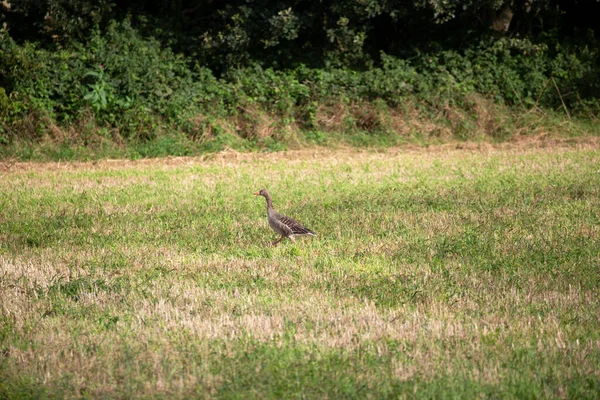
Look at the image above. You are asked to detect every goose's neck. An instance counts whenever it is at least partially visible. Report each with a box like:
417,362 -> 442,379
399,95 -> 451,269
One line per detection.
264,194 -> 274,210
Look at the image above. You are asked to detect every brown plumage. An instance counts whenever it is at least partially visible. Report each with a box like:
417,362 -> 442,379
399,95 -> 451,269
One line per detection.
254,188 -> 316,246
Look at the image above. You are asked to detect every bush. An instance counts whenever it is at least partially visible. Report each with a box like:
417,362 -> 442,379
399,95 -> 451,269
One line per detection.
0,20 -> 225,140
0,19 -> 598,156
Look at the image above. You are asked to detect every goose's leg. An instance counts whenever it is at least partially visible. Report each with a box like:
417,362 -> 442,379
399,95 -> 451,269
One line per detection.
271,236 -> 284,246
288,235 -> 296,243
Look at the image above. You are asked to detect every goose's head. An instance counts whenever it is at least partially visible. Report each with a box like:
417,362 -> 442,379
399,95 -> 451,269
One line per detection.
253,188 -> 269,198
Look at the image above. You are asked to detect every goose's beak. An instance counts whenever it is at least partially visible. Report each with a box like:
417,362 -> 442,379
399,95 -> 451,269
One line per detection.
253,191 -> 260,196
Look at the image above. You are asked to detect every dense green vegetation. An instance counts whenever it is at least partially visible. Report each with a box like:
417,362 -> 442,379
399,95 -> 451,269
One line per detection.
1,0 -> 599,158
1,146 -> 599,397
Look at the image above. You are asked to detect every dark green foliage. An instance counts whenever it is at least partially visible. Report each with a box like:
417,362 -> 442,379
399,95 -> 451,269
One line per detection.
0,1 -> 599,157
7,0 -> 114,41
1,21 -> 216,128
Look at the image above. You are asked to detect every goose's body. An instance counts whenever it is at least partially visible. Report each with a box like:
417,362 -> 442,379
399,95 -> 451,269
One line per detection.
254,188 -> 316,246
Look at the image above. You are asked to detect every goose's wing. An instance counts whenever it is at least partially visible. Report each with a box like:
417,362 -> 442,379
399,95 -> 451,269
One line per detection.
275,213 -> 316,236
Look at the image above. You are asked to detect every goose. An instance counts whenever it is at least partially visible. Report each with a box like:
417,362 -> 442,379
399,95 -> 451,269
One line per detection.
254,188 -> 316,246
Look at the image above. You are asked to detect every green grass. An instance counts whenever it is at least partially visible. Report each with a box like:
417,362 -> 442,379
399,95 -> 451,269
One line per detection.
1,144 -> 599,398
2,101 -> 599,163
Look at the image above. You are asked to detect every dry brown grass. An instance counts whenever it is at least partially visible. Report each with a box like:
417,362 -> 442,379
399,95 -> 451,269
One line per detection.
235,106 -> 276,140
3,247 -> 597,396
1,134 -> 598,175
1,144 -> 599,398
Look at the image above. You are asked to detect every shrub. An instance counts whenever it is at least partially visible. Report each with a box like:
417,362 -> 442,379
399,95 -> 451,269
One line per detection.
0,20 -> 224,140
0,19 -> 598,156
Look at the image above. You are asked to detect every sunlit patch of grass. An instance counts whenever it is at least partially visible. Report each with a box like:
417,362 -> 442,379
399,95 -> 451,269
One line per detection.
1,144 -> 599,398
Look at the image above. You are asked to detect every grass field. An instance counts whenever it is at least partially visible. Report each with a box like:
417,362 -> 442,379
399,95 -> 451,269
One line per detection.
1,140 -> 599,398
